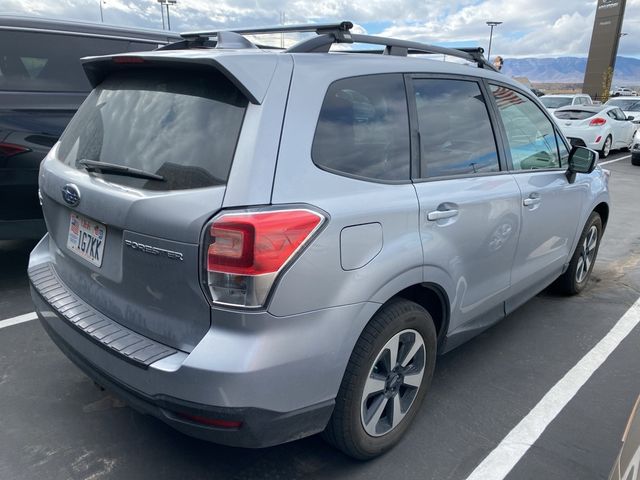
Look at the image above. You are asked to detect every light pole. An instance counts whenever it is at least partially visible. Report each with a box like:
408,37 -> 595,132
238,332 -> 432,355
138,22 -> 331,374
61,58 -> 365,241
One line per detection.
280,11 -> 286,48
99,0 -> 104,22
486,21 -> 502,62
157,0 -> 177,30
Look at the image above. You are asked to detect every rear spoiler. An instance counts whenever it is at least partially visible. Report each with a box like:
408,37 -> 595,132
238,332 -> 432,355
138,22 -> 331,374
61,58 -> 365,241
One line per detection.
80,52 -> 280,104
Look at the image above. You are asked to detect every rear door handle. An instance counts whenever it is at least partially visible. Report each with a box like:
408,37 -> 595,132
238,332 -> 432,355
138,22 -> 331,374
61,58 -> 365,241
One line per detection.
427,209 -> 459,221
523,194 -> 541,207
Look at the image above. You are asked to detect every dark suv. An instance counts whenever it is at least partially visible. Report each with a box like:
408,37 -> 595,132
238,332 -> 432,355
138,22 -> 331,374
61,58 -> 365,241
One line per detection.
0,15 -> 178,239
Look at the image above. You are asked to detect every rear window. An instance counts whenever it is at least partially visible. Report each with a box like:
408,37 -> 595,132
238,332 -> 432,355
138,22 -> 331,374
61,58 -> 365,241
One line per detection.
58,68 -> 247,190
554,110 -> 597,120
0,30 -> 140,92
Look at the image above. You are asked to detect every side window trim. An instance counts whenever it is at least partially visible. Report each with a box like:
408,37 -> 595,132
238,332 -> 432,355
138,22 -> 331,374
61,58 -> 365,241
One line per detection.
406,73 -> 507,180
479,77 -> 511,172
484,79 -> 567,173
480,78 -> 514,171
403,74 -> 421,181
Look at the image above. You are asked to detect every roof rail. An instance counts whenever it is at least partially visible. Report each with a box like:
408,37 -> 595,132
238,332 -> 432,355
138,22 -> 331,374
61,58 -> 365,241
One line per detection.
157,21 -> 352,51
160,20 -> 496,71
180,21 -> 353,41
288,33 -> 496,70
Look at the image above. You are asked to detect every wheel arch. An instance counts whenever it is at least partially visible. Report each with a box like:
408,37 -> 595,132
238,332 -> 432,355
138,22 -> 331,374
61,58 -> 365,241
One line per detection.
593,202 -> 609,231
380,283 -> 451,352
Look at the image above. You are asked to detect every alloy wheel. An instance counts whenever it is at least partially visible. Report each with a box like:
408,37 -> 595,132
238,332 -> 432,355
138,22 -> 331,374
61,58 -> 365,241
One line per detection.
576,225 -> 598,284
360,329 -> 426,437
603,137 -> 611,157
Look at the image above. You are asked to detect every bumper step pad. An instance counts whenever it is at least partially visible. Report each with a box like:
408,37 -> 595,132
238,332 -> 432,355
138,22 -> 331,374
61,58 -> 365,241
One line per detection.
29,263 -> 177,368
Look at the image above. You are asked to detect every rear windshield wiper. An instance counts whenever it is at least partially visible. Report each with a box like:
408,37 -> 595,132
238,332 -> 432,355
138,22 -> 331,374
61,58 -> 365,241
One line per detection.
78,159 -> 165,181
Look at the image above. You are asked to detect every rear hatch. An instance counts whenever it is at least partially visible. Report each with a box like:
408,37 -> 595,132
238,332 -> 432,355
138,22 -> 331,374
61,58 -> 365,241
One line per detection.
39,64 -> 248,351
554,109 -> 602,140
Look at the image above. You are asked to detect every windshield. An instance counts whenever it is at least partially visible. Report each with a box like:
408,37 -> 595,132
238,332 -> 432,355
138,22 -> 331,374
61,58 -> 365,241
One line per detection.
540,97 -> 573,109
58,67 -> 247,190
606,99 -> 640,111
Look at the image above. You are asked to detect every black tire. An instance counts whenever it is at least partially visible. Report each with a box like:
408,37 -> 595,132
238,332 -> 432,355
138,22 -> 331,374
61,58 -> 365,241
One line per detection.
600,136 -> 612,159
554,212 -> 602,295
323,299 -> 437,459
632,154 -> 640,166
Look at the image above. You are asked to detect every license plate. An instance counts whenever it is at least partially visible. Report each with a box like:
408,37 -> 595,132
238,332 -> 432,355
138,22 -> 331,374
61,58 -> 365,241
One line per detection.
67,213 -> 106,267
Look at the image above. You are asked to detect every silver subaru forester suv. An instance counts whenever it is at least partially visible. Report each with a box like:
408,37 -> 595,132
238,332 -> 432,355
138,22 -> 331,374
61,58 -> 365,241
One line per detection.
29,21 -> 610,459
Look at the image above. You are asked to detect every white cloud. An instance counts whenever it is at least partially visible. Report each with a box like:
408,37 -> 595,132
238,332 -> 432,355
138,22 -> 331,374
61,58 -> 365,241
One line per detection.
1,0 -> 638,57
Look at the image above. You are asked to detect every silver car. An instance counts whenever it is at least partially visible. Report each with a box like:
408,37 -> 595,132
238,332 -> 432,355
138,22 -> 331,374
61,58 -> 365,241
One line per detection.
28,22 -> 610,459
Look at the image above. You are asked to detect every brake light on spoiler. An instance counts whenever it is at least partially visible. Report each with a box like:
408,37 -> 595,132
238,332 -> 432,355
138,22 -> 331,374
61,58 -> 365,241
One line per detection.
204,209 -> 325,308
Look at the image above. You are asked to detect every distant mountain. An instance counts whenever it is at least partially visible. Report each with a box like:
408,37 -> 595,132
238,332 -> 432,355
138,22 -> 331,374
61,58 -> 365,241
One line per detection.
500,56 -> 640,84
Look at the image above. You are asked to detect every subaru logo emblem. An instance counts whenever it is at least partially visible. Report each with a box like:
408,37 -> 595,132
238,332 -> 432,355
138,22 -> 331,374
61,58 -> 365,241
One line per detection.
61,184 -> 81,207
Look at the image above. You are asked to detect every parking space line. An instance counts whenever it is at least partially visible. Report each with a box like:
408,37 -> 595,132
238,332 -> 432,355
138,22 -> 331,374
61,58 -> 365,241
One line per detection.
465,296 -> 640,480
599,155 -> 631,166
0,312 -> 38,329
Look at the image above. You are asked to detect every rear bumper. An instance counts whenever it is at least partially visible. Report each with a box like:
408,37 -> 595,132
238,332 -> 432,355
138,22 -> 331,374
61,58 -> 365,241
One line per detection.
34,300 -> 333,448
566,134 -> 603,151
29,234 -> 379,447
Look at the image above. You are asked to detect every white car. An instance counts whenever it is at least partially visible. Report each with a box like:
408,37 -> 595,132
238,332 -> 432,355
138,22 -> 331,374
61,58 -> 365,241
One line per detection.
554,105 -> 638,158
612,87 -> 637,97
604,96 -> 640,123
540,94 -> 593,113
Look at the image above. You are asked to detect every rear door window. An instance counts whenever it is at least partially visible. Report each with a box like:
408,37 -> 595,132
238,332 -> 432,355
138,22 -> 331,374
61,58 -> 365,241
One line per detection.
58,68 -> 247,190
312,74 -> 411,182
411,78 -> 499,178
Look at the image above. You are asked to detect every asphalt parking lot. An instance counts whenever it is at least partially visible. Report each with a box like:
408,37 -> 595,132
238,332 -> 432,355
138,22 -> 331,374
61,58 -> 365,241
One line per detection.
1,151 -> 639,480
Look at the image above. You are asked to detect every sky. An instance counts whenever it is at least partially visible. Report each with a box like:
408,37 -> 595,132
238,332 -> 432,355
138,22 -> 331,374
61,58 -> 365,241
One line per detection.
1,0 -> 639,58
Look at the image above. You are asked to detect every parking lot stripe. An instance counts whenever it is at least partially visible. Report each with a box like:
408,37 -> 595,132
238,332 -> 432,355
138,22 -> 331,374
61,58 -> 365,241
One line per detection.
599,154 -> 631,166
465,296 -> 640,480
0,312 -> 38,329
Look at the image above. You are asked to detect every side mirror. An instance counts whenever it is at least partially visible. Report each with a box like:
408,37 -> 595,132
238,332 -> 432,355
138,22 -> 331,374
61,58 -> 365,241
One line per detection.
628,116 -> 635,121
567,146 -> 598,182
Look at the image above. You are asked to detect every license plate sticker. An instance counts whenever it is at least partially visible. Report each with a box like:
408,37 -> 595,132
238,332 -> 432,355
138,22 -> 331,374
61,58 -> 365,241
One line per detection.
67,213 -> 106,267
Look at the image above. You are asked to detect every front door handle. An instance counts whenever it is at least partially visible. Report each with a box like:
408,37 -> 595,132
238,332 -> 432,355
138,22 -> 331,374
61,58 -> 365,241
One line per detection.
427,209 -> 459,221
523,194 -> 541,207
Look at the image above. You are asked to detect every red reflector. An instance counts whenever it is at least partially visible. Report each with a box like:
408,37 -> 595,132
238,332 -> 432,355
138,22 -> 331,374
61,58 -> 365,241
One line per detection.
595,135 -> 602,143
0,142 -> 30,157
589,117 -> 606,127
112,56 -> 145,64
178,413 -> 242,429
208,210 -> 323,275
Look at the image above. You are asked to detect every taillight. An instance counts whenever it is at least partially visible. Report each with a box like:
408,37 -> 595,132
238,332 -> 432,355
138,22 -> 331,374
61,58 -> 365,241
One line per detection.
589,117 -> 606,127
0,142 -> 30,158
205,209 -> 325,307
